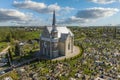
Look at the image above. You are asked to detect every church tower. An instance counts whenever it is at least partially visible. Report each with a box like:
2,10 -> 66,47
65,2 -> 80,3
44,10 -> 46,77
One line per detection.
51,10 -> 58,38
40,10 -> 74,59
50,11 -> 59,58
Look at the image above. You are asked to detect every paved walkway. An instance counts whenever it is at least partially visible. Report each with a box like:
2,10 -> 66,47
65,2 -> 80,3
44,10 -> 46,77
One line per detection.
52,46 -> 80,61
0,46 -> 11,56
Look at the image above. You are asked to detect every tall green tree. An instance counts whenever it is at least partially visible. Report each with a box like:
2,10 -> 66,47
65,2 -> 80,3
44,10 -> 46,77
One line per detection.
5,52 -> 12,66
14,43 -> 21,56
8,49 -> 13,61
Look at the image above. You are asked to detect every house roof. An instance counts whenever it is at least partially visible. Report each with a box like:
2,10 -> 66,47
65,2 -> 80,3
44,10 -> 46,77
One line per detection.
46,26 -> 74,38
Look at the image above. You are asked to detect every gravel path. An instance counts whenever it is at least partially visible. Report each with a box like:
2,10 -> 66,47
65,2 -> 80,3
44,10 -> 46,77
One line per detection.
0,46 -> 11,56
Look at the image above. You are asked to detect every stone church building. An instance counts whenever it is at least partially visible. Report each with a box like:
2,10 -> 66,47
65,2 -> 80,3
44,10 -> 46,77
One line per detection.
40,11 -> 74,58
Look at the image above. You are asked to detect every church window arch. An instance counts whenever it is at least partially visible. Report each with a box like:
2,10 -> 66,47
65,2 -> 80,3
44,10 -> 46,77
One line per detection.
68,43 -> 70,50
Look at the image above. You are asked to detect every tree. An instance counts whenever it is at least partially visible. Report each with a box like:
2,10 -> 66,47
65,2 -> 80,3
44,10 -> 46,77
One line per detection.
14,43 -> 21,56
8,49 -> 13,61
5,52 -> 12,66
113,27 -> 116,39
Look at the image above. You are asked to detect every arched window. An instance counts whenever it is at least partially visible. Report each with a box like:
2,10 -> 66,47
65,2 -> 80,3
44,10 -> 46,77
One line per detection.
68,43 -> 70,50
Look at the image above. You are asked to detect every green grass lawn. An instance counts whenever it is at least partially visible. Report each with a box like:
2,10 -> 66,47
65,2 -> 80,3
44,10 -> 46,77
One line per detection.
23,31 -> 41,40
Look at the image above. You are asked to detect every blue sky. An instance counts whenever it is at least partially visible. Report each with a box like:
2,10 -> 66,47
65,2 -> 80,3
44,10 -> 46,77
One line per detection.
0,0 -> 120,26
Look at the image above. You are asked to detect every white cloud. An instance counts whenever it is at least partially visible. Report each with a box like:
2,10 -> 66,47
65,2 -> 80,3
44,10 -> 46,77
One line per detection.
76,7 -> 119,19
89,0 -> 120,4
13,0 -> 74,14
60,7 -> 119,24
0,8 -> 31,22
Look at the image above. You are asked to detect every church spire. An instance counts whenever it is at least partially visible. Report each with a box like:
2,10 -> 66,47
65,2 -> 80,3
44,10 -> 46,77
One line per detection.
52,10 -> 56,26
51,10 -> 58,38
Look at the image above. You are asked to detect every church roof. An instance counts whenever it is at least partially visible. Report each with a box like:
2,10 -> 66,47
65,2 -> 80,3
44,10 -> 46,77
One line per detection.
46,26 -> 74,38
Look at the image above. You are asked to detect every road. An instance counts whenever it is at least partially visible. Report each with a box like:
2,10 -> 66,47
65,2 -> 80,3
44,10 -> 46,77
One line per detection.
0,57 -> 39,76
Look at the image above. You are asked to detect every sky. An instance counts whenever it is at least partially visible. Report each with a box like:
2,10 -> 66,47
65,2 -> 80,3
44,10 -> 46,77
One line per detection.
0,0 -> 120,26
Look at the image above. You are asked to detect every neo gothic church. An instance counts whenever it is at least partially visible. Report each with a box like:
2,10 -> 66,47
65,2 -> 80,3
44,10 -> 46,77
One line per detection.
40,11 -> 74,58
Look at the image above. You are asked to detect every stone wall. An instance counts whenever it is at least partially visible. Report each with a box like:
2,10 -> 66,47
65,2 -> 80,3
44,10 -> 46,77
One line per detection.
65,35 -> 74,56
59,42 -> 65,56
